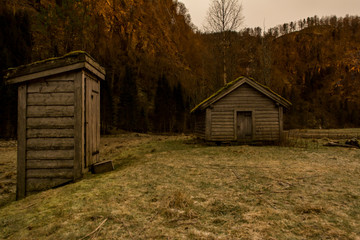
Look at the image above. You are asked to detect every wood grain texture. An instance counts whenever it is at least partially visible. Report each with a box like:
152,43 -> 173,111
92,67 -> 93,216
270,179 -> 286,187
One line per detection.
205,108 -> 212,140
27,106 -> 74,117
27,150 -> 74,160
74,71 -> 83,179
204,83 -> 282,142
279,106 -> 284,141
27,129 -> 74,138
26,178 -> 72,192
6,62 -> 85,84
27,93 -> 74,106
17,84 -> 27,199
27,160 -> 74,169
27,81 -> 74,93
27,117 -> 74,129
27,169 -> 74,178
27,138 -> 74,150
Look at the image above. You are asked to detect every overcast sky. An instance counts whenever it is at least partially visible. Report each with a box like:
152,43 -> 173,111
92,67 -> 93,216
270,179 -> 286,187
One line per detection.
179,0 -> 360,30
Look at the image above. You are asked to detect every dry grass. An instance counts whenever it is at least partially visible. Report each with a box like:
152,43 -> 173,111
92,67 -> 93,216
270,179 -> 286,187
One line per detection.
288,128 -> 360,139
0,140 -> 17,207
0,132 -> 359,239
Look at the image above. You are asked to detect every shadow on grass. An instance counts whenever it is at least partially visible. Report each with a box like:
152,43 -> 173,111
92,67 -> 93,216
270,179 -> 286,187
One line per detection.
113,154 -> 141,170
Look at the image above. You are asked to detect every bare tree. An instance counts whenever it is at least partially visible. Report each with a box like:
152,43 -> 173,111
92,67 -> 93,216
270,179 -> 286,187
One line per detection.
205,0 -> 244,84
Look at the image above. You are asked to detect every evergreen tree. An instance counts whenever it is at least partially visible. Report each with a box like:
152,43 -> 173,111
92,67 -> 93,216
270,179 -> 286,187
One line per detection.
154,75 -> 174,132
118,66 -> 139,131
173,83 -> 185,132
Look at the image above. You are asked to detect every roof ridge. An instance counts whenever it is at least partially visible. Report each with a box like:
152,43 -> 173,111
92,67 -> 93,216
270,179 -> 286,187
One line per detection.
190,76 -> 291,113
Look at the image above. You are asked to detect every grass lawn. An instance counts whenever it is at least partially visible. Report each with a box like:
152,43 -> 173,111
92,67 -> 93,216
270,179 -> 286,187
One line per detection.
0,133 -> 359,239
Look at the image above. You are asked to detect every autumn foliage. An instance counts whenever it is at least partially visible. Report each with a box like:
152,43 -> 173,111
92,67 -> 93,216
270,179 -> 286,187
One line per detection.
0,0 -> 359,137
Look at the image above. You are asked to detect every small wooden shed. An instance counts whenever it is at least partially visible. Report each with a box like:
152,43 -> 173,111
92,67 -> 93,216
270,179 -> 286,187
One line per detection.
191,77 -> 291,143
4,51 -> 105,199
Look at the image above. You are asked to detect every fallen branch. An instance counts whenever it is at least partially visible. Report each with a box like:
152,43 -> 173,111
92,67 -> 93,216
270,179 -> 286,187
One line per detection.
79,218 -> 108,240
324,142 -> 359,149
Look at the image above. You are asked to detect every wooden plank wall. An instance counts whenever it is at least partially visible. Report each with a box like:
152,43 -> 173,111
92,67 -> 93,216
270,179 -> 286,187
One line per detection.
25,73 -> 75,193
85,73 -> 100,167
210,83 -> 280,141
194,111 -> 206,138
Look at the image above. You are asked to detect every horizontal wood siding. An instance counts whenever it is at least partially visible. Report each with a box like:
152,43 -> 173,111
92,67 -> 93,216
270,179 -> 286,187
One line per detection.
27,81 -> 74,93
27,106 -> 74,117
27,129 -> 74,138
25,76 -> 76,194
194,111 -> 206,138
27,138 -> 74,150
210,111 -> 234,140
211,83 -> 280,141
27,93 -> 74,106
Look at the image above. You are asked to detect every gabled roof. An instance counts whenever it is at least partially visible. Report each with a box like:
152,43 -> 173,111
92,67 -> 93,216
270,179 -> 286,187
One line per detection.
191,77 -> 291,113
4,51 -> 105,85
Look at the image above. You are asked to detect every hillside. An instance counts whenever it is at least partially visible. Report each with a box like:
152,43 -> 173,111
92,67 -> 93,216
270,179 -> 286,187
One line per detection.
0,2 -> 360,137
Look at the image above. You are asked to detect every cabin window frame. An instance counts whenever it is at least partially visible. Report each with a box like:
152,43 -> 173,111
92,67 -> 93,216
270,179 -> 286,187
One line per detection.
233,109 -> 255,141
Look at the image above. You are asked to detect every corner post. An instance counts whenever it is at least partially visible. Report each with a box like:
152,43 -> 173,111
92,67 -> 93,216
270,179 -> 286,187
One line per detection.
279,106 -> 284,142
17,84 -> 27,200
74,71 -> 84,179
205,108 -> 212,140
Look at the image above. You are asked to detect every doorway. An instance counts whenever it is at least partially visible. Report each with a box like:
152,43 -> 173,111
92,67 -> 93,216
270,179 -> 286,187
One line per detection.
84,76 -> 100,169
236,111 -> 253,140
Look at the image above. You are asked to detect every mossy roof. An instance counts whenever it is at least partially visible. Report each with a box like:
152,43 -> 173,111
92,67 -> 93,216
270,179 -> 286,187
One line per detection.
4,51 -> 105,84
191,76 -> 292,113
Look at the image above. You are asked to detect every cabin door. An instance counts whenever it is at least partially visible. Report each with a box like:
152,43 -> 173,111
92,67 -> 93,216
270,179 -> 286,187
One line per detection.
84,77 -> 100,169
236,111 -> 253,140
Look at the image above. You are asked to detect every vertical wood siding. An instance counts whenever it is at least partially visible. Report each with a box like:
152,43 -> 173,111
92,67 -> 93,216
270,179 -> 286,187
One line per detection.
84,73 -> 100,167
210,83 -> 280,141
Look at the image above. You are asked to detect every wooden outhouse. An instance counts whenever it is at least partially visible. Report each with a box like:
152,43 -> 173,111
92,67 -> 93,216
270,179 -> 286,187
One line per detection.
191,77 -> 291,143
4,51 -> 105,199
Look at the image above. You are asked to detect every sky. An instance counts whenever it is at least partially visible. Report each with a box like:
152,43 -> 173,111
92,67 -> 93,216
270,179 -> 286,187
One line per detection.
179,0 -> 360,30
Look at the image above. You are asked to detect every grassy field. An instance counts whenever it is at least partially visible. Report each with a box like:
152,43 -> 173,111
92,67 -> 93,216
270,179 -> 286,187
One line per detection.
0,133 -> 359,239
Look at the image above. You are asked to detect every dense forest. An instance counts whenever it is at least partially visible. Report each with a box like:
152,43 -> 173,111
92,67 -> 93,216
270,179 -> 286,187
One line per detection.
1,0 -> 359,138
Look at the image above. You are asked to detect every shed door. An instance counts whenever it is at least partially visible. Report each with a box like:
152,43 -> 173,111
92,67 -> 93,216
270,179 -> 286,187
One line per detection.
85,77 -> 100,168
236,111 -> 252,140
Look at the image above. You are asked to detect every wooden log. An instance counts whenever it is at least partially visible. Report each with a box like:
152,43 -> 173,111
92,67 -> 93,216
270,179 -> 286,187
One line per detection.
27,150 -> 74,160
26,178 -> 72,191
27,169 -> 74,178
27,160 -> 74,169
27,138 -> 74,150
27,106 -> 74,117
91,160 -> 114,174
27,129 -> 74,138
27,93 -> 74,106
27,81 -> 74,93
27,117 -> 74,129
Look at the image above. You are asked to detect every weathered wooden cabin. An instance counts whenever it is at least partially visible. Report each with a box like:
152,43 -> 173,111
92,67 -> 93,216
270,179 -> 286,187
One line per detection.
4,51 -> 105,199
191,77 -> 291,143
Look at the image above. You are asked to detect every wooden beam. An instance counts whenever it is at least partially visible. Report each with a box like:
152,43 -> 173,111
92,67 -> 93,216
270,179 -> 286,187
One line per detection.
74,71 -> 84,179
205,109 -> 212,140
17,84 -> 27,200
279,106 -> 283,142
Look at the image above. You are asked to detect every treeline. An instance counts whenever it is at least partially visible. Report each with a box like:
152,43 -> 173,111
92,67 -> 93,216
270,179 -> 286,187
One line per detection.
0,0 -> 360,138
